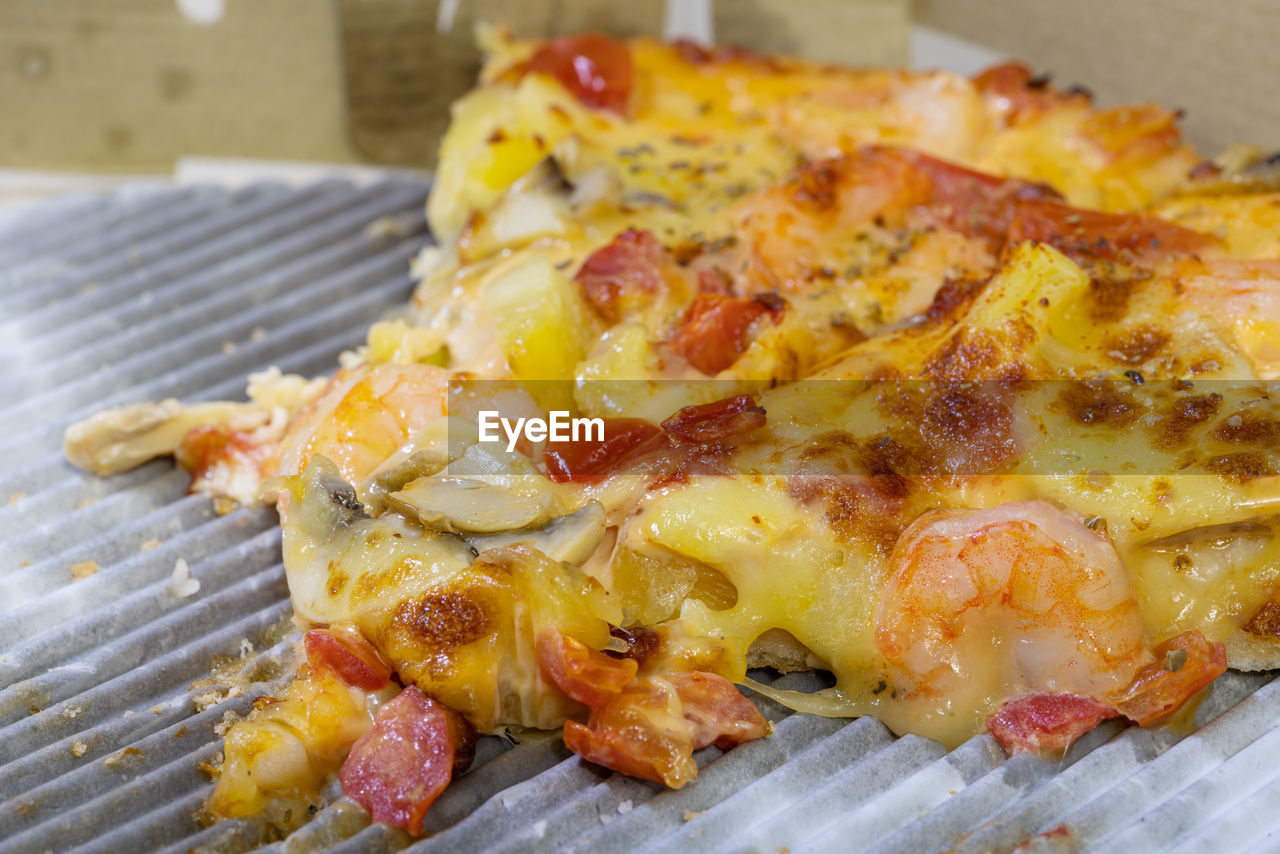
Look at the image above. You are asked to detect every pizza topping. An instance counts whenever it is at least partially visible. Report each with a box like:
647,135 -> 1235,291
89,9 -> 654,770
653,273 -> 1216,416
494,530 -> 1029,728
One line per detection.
544,417 -> 663,482
972,62 -> 1090,125
987,693 -> 1120,754
1008,199 -> 1218,265
520,33 -> 633,115
536,629 -> 638,707
875,501 -> 1151,747
64,399 -> 263,477
207,668 -> 382,827
1108,630 -> 1226,726
1177,258 -> 1280,378
338,686 -> 475,836
575,228 -> 669,322
903,149 -> 1062,243
304,628 -> 394,691
670,293 -> 784,374
538,630 -> 771,788
661,395 -> 768,444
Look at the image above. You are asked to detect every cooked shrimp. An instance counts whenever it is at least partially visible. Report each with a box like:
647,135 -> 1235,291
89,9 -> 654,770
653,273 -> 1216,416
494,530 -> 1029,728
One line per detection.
276,362 -> 450,487
1179,258 -> 1280,379
874,500 -> 1152,747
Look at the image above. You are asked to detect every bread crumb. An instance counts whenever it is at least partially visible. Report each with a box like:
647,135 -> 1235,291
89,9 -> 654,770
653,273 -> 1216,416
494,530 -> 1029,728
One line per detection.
531,819 -> 547,839
122,710 -> 136,718
221,341 -> 237,355
76,497 -> 97,509
70,560 -> 99,581
103,747 -> 143,769
199,751 -> 224,780
683,810 -> 701,821
213,710 -> 243,737
167,558 -> 199,598
249,326 -> 266,342
70,740 -> 88,758
213,497 -> 237,516
617,799 -> 633,815
139,538 -> 162,552
8,491 -> 25,506
62,705 -> 83,720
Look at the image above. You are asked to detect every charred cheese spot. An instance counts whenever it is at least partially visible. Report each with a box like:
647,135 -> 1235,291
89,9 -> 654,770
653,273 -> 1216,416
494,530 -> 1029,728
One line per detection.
1243,601 -> 1280,638
924,277 -> 987,323
788,434 -> 912,552
1057,382 -> 1141,428
1204,452 -> 1274,482
920,386 -> 1017,475
1104,324 -> 1171,364
326,565 -> 348,597
924,328 -> 1027,383
1214,411 -> 1280,445
1087,275 -> 1140,322
388,590 -> 492,678
1153,392 -> 1224,450
350,556 -> 428,607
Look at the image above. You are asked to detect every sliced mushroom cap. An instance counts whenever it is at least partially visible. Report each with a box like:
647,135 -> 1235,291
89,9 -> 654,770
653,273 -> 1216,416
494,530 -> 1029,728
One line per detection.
359,415 -> 482,509
466,501 -> 606,566
386,443 -> 557,533
64,399 -> 261,475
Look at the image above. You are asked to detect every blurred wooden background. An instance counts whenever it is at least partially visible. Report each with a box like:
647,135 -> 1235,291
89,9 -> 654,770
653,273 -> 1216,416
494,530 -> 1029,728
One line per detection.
2,0 -> 1273,175
0,0 -> 908,173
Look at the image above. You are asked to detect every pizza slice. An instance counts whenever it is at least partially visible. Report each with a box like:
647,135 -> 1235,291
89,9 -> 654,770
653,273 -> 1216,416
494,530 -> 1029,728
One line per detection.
62,31 -> 1280,841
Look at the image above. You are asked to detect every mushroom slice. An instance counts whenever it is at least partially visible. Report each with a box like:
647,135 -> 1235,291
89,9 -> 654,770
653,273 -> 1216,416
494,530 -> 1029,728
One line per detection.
466,502 -> 606,565
279,455 -> 475,625
64,399 -> 262,475
386,444 -> 556,533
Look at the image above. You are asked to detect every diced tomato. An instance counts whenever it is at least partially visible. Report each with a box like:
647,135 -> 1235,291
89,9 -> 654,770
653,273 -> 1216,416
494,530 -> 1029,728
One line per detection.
338,687 -> 474,835
987,693 -> 1120,755
521,33 -> 633,115
304,628 -> 393,692
563,680 -> 700,788
1008,199 -> 1218,264
671,294 -> 783,375
176,424 -> 271,488
535,629 -> 638,707
668,672 -> 772,750
574,229 -> 668,322
543,417 -> 662,482
1109,630 -> 1227,727
563,672 -> 770,788
538,630 -> 770,788
661,394 -> 767,444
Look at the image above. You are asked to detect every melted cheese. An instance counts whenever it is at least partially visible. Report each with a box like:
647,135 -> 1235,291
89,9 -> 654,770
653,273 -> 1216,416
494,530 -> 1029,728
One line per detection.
311,36 -> 1280,747
67,33 -> 1280,761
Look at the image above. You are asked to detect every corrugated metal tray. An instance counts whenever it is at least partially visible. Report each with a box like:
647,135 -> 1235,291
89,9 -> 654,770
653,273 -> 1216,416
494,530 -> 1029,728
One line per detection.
1,181 -> 1277,854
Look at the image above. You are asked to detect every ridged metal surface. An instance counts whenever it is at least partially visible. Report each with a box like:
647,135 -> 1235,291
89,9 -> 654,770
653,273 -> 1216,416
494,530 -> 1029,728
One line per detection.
0,182 -> 1277,854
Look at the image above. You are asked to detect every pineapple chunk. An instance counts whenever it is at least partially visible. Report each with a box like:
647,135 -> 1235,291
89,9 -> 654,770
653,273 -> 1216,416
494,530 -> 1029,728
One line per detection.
205,668 -> 385,829
484,257 -> 596,393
